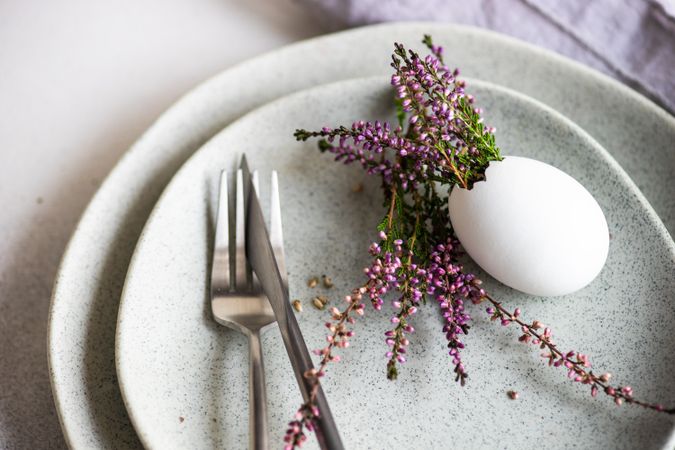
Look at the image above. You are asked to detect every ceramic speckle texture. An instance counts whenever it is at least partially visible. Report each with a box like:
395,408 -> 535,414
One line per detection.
116,77 -> 675,450
48,23 -> 675,449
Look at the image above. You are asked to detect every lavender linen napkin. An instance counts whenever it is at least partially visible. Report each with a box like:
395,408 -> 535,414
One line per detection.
301,0 -> 675,114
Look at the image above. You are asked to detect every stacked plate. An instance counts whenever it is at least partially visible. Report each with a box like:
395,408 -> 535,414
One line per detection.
48,23 -> 675,450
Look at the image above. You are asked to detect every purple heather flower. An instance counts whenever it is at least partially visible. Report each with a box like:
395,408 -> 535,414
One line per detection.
424,237 -> 484,384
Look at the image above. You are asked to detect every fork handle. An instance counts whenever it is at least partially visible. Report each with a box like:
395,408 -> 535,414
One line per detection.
248,330 -> 269,450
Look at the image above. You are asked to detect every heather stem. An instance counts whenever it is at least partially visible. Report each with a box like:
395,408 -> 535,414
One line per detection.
482,293 -> 675,414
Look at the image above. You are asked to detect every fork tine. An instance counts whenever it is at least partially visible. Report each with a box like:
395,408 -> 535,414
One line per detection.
270,171 -> 288,286
250,170 -> 262,291
211,170 -> 230,295
235,169 -> 248,290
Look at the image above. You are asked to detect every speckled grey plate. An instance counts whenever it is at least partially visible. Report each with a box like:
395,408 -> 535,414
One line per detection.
116,77 -> 675,450
48,23 -> 675,450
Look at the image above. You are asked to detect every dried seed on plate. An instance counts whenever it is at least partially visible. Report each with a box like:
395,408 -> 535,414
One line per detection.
292,299 -> 303,313
322,275 -> 334,288
307,277 -> 319,288
312,297 -> 325,310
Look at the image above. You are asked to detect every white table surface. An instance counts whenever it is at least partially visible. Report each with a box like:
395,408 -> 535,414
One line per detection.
0,1 -> 322,447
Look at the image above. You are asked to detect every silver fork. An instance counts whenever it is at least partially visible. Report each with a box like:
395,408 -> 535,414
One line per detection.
210,166 -> 286,450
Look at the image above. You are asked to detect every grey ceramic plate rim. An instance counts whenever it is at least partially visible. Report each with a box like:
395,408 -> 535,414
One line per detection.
115,75 -> 675,449
47,22 -> 675,449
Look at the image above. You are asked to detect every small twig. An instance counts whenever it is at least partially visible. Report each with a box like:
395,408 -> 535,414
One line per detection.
482,293 -> 674,414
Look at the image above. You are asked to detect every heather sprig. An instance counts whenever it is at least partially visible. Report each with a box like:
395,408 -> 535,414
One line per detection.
285,36 -> 673,449
482,294 -> 673,413
294,36 -> 502,191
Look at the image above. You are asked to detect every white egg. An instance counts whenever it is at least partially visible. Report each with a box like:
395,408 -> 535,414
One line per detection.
448,156 -> 609,297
